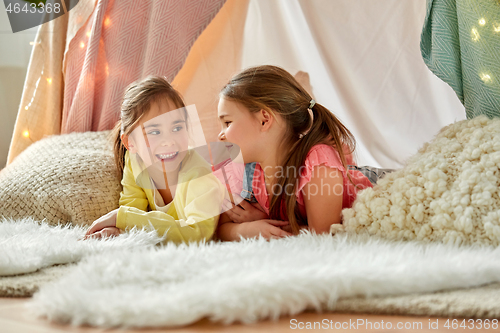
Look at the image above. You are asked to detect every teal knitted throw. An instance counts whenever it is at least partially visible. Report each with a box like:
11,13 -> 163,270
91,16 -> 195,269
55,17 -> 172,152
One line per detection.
421,0 -> 500,119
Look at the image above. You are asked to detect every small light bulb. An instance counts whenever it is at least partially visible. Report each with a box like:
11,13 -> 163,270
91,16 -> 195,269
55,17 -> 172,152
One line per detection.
471,27 -> 480,41
24,106 -> 28,110
29,41 -> 34,45
86,30 -> 91,37
494,25 -> 500,33
104,17 -> 111,27
46,78 -> 52,84
479,18 -> 486,26
480,73 -> 492,83
23,131 -> 30,138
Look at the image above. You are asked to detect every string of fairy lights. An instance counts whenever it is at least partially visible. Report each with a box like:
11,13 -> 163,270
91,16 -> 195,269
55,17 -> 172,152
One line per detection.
21,12 -> 113,141
22,39 -> 46,141
472,16 -> 500,84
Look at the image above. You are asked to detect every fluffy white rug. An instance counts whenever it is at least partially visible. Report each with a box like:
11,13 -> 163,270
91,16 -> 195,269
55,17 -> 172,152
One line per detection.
28,230 -> 500,328
0,217 -> 161,276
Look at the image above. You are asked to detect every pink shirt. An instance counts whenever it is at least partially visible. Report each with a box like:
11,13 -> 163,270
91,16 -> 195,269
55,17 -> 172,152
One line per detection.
251,144 -> 373,221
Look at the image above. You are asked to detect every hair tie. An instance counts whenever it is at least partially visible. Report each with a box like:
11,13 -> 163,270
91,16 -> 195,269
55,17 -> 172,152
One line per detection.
299,99 -> 315,139
309,99 -> 316,109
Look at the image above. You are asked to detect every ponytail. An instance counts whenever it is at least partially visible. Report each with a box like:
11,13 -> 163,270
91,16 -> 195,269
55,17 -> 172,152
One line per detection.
269,102 -> 356,234
221,65 -> 357,234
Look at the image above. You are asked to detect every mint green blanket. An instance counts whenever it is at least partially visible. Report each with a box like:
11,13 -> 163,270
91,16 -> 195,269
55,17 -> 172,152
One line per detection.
421,0 -> 500,119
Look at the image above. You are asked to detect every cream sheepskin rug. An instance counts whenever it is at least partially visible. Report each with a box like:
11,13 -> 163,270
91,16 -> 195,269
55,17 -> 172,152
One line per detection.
0,217 -> 161,276
29,230 -> 500,328
342,116 -> 500,246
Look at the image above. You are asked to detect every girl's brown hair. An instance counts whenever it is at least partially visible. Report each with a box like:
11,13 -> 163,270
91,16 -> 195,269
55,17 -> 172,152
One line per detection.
112,76 -> 186,177
220,65 -> 356,234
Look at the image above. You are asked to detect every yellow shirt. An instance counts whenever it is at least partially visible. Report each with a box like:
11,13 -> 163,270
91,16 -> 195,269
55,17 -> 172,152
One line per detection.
116,150 -> 225,244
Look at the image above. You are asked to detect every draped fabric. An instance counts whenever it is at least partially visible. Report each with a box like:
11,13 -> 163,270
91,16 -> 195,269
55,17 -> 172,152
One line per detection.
6,4 -> 75,165
9,0 -> 469,169
7,0 -> 226,164
421,0 -> 500,119
61,0 -> 227,133
177,0 -> 467,168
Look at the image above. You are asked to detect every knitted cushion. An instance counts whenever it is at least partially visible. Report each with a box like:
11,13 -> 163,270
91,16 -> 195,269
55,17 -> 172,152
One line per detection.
0,131 -> 121,226
342,116 -> 500,246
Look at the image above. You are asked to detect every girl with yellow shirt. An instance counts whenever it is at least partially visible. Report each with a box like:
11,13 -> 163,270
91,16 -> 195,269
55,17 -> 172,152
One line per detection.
84,76 -> 226,244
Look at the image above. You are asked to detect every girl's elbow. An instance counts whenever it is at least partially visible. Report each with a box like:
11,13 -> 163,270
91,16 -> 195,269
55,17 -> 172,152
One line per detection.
308,225 -> 332,235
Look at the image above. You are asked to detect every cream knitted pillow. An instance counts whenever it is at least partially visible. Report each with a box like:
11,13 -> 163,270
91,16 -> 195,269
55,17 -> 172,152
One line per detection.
342,116 -> 500,246
0,131 -> 121,226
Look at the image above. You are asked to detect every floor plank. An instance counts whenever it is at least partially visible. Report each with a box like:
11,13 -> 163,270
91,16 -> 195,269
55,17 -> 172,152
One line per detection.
0,297 -> 497,332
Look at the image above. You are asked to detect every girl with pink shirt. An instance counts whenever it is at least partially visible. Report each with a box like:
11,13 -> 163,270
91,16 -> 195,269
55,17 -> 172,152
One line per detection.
216,65 -> 373,240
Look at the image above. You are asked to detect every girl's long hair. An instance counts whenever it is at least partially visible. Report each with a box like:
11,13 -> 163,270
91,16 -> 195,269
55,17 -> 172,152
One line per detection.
111,76 -> 186,177
220,65 -> 356,234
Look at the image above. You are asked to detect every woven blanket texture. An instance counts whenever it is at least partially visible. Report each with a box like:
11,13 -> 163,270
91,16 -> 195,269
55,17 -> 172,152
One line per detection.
0,131 -> 120,226
0,264 -> 74,297
420,0 -> 500,119
342,116 -> 500,246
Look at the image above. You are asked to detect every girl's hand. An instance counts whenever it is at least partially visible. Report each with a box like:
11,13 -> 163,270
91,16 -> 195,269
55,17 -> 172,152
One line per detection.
83,227 -> 121,240
84,209 -> 119,238
238,220 -> 291,240
224,198 -> 269,223
281,224 -> 309,233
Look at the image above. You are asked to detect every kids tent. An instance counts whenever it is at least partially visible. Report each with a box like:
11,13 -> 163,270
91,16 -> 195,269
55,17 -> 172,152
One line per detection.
9,0 -> 490,170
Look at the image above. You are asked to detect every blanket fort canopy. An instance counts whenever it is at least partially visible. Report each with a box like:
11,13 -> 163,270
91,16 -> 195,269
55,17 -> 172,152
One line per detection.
7,0 -> 227,164
8,0 -> 468,169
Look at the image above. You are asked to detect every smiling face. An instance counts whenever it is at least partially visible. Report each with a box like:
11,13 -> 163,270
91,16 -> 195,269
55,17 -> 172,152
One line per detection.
128,98 -> 189,173
217,98 -> 263,164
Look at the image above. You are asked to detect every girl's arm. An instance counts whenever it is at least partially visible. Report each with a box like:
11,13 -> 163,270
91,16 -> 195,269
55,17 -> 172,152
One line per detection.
302,165 -> 343,233
86,169 -> 224,244
216,212 -> 242,240
116,172 -> 224,244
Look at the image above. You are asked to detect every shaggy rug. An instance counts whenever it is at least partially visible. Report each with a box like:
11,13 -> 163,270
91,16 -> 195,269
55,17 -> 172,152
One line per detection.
3,218 -> 500,327
4,265 -> 500,319
342,116 -> 500,246
0,217 -> 161,276
2,221 -> 493,328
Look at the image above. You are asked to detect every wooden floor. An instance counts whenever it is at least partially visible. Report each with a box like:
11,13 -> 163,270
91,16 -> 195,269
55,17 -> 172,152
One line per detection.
1,297 -> 496,332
